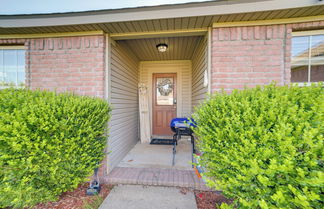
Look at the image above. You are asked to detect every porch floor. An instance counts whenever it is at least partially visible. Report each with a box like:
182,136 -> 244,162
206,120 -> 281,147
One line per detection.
118,138 -> 193,170
106,138 -> 210,190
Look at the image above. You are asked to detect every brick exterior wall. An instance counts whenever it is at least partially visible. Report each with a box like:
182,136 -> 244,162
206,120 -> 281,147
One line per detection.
0,20 -> 323,181
0,35 -> 108,181
28,35 -> 106,98
0,35 -> 106,98
211,20 -> 324,93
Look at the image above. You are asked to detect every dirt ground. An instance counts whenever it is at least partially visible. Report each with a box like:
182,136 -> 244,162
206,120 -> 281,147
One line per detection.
194,190 -> 233,209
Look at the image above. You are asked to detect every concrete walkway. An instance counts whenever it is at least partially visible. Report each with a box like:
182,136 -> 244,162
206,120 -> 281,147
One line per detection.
99,185 -> 197,209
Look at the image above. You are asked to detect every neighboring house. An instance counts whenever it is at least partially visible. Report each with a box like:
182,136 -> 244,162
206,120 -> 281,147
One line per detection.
0,0 -> 323,181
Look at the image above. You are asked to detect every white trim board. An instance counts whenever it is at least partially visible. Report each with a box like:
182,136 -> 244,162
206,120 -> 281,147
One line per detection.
110,29 -> 207,40
0,31 -> 104,39
0,45 -> 25,49
213,15 -> 324,28
292,29 -> 324,37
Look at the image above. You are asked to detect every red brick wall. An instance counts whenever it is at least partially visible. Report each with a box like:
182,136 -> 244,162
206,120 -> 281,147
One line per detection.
1,36 -> 107,180
28,36 -> 108,180
211,25 -> 286,92
211,21 -> 324,93
27,35 -> 108,180
28,35 -> 105,98
0,36 -> 106,97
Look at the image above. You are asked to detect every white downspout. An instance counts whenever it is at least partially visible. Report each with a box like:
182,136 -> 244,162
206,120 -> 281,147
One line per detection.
105,34 -> 112,174
207,27 -> 212,94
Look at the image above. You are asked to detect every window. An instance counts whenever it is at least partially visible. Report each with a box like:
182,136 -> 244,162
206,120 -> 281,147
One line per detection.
291,31 -> 324,83
156,77 -> 174,105
0,46 -> 25,88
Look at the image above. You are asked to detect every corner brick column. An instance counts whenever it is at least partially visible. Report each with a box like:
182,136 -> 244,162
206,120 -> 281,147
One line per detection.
1,35 -> 109,181
28,35 -> 109,181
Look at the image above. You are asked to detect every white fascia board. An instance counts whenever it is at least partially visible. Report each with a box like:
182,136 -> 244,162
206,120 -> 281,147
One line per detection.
0,0 -> 322,28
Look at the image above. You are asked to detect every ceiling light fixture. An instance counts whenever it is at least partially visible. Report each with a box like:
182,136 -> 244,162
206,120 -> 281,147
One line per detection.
156,43 -> 168,52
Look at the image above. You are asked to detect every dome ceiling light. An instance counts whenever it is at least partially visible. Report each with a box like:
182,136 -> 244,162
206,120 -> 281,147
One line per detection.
156,43 -> 168,52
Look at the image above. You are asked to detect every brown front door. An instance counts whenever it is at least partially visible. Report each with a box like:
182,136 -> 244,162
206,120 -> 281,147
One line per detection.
153,73 -> 177,136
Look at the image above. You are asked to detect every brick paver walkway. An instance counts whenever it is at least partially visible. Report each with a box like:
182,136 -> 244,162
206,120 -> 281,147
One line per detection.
106,167 -> 210,190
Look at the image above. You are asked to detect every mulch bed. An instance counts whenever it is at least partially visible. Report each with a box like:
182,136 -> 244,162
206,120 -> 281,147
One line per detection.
194,190 -> 233,209
33,183 -> 113,209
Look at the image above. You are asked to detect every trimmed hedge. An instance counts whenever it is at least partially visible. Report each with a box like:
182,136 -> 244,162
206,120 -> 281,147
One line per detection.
193,84 -> 323,209
0,89 -> 110,208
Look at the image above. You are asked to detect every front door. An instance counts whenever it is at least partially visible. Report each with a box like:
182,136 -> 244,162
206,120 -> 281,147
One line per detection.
153,73 -> 177,136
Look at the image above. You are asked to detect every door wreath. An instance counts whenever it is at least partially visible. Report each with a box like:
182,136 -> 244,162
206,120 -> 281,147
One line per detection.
157,78 -> 173,96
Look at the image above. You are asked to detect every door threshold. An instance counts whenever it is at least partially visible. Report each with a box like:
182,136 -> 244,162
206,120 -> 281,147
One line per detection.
151,135 -> 173,139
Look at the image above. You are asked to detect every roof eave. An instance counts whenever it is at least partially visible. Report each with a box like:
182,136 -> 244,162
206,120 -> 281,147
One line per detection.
0,0 -> 322,28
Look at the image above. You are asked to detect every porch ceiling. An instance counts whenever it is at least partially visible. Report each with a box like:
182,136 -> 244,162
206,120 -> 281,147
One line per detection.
0,5 -> 323,35
117,36 -> 202,61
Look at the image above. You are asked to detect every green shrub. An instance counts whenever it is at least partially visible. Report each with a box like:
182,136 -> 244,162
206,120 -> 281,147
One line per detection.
193,84 -> 323,209
0,88 -> 110,208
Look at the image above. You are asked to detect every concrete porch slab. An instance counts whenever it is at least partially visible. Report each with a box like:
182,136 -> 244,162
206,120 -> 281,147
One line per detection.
105,137 -> 211,190
118,138 -> 193,170
99,185 -> 197,209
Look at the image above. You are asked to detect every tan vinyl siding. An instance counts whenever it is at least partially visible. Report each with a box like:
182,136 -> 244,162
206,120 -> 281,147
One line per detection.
192,34 -> 208,109
140,61 -> 192,133
108,41 -> 139,171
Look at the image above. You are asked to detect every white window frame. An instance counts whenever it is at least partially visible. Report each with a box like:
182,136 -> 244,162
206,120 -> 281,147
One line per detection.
0,45 -> 26,89
291,29 -> 324,86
